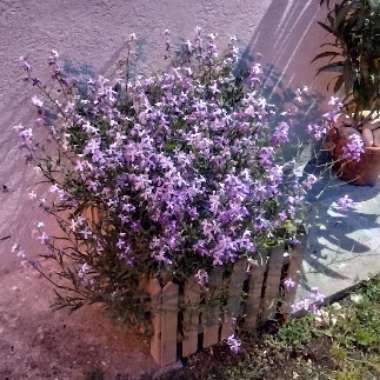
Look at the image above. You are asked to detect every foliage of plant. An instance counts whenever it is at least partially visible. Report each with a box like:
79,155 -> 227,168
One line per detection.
16,28 -> 334,325
315,0 -> 380,118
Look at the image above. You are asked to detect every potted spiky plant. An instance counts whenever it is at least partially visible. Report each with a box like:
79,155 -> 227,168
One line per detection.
314,0 -> 380,185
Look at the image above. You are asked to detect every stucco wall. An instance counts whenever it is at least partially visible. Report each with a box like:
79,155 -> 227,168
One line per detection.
0,0 -> 329,269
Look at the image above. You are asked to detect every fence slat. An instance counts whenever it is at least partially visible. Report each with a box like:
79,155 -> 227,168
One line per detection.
221,259 -> 248,340
281,235 -> 306,315
203,268 -> 224,348
260,245 -> 284,322
244,252 -> 268,329
147,278 -> 163,365
146,242 -> 302,365
182,279 -> 201,357
147,279 -> 179,367
161,281 -> 179,365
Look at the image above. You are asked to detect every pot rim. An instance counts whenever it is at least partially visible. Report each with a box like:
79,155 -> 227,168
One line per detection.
365,146 -> 380,152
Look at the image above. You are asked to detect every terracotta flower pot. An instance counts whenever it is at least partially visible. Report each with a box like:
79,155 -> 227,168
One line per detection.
327,120 -> 380,186
334,145 -> 380,186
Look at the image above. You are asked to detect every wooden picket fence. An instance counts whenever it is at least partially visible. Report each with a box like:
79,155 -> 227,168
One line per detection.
81,206 -> 305,367
146,238 -> 305,367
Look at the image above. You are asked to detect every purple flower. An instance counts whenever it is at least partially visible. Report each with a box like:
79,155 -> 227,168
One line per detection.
19,128 -> 33,144
291,287 -> 325,314
342,134 -> 364,162
283,277 -> 296,290
226,334 -> 241,354
78,263 -> 90,279
259,147 -> 274,169
328,96 -> 341,107
310,287 -> 325,304
37,232 -> 49,244
80,227 -> 92,240
307,124 -> 326,141
336,194 -> 354,211
78,263 -> 94,286
49,184 -> 60,193
194,269 -> 209,287
279,211 -> 288,221
272,122 -> 289,146
302,174 -> 317,190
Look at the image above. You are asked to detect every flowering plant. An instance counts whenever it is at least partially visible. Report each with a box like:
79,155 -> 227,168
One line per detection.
16,29 -> 334,326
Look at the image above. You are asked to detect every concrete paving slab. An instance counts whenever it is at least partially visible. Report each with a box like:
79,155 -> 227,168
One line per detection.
297,178 -> 380,301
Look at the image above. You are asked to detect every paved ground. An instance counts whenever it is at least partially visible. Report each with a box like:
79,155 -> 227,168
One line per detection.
297,178 -> 380,301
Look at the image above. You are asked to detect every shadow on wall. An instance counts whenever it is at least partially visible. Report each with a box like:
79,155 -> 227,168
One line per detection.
234,0 -> 328,152
241,0 -> 330,95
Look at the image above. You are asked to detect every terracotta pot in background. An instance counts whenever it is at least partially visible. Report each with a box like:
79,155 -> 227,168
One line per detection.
327,119 -> 380,186
333,145 -> 380,186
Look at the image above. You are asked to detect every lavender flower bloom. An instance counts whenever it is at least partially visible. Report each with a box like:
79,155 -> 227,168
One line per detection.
259,147 -> 274,169
37,232 -> 49,244
342,134 -> 364,162
291,287 -> 325,314
272,122 -> 289,146
28,190 -> 37,199
283,277 -> 296,290
307,124 -> 326,141
328,96 -> 341,107
336,194 -> 354,211
302,174 -> 317,190
310,287 -> 325,303
279,211 -> 288,221
194,269 -> 209,287
78,263 -> 90,280
78,263 -> 94,286
19,127 -> 33,145
226,334 -> 241,354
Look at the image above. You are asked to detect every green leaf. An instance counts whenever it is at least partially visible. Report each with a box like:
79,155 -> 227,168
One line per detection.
283,220 -> 297,235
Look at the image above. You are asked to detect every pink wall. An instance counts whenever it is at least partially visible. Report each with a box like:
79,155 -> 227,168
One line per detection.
0,0 -> 330,268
